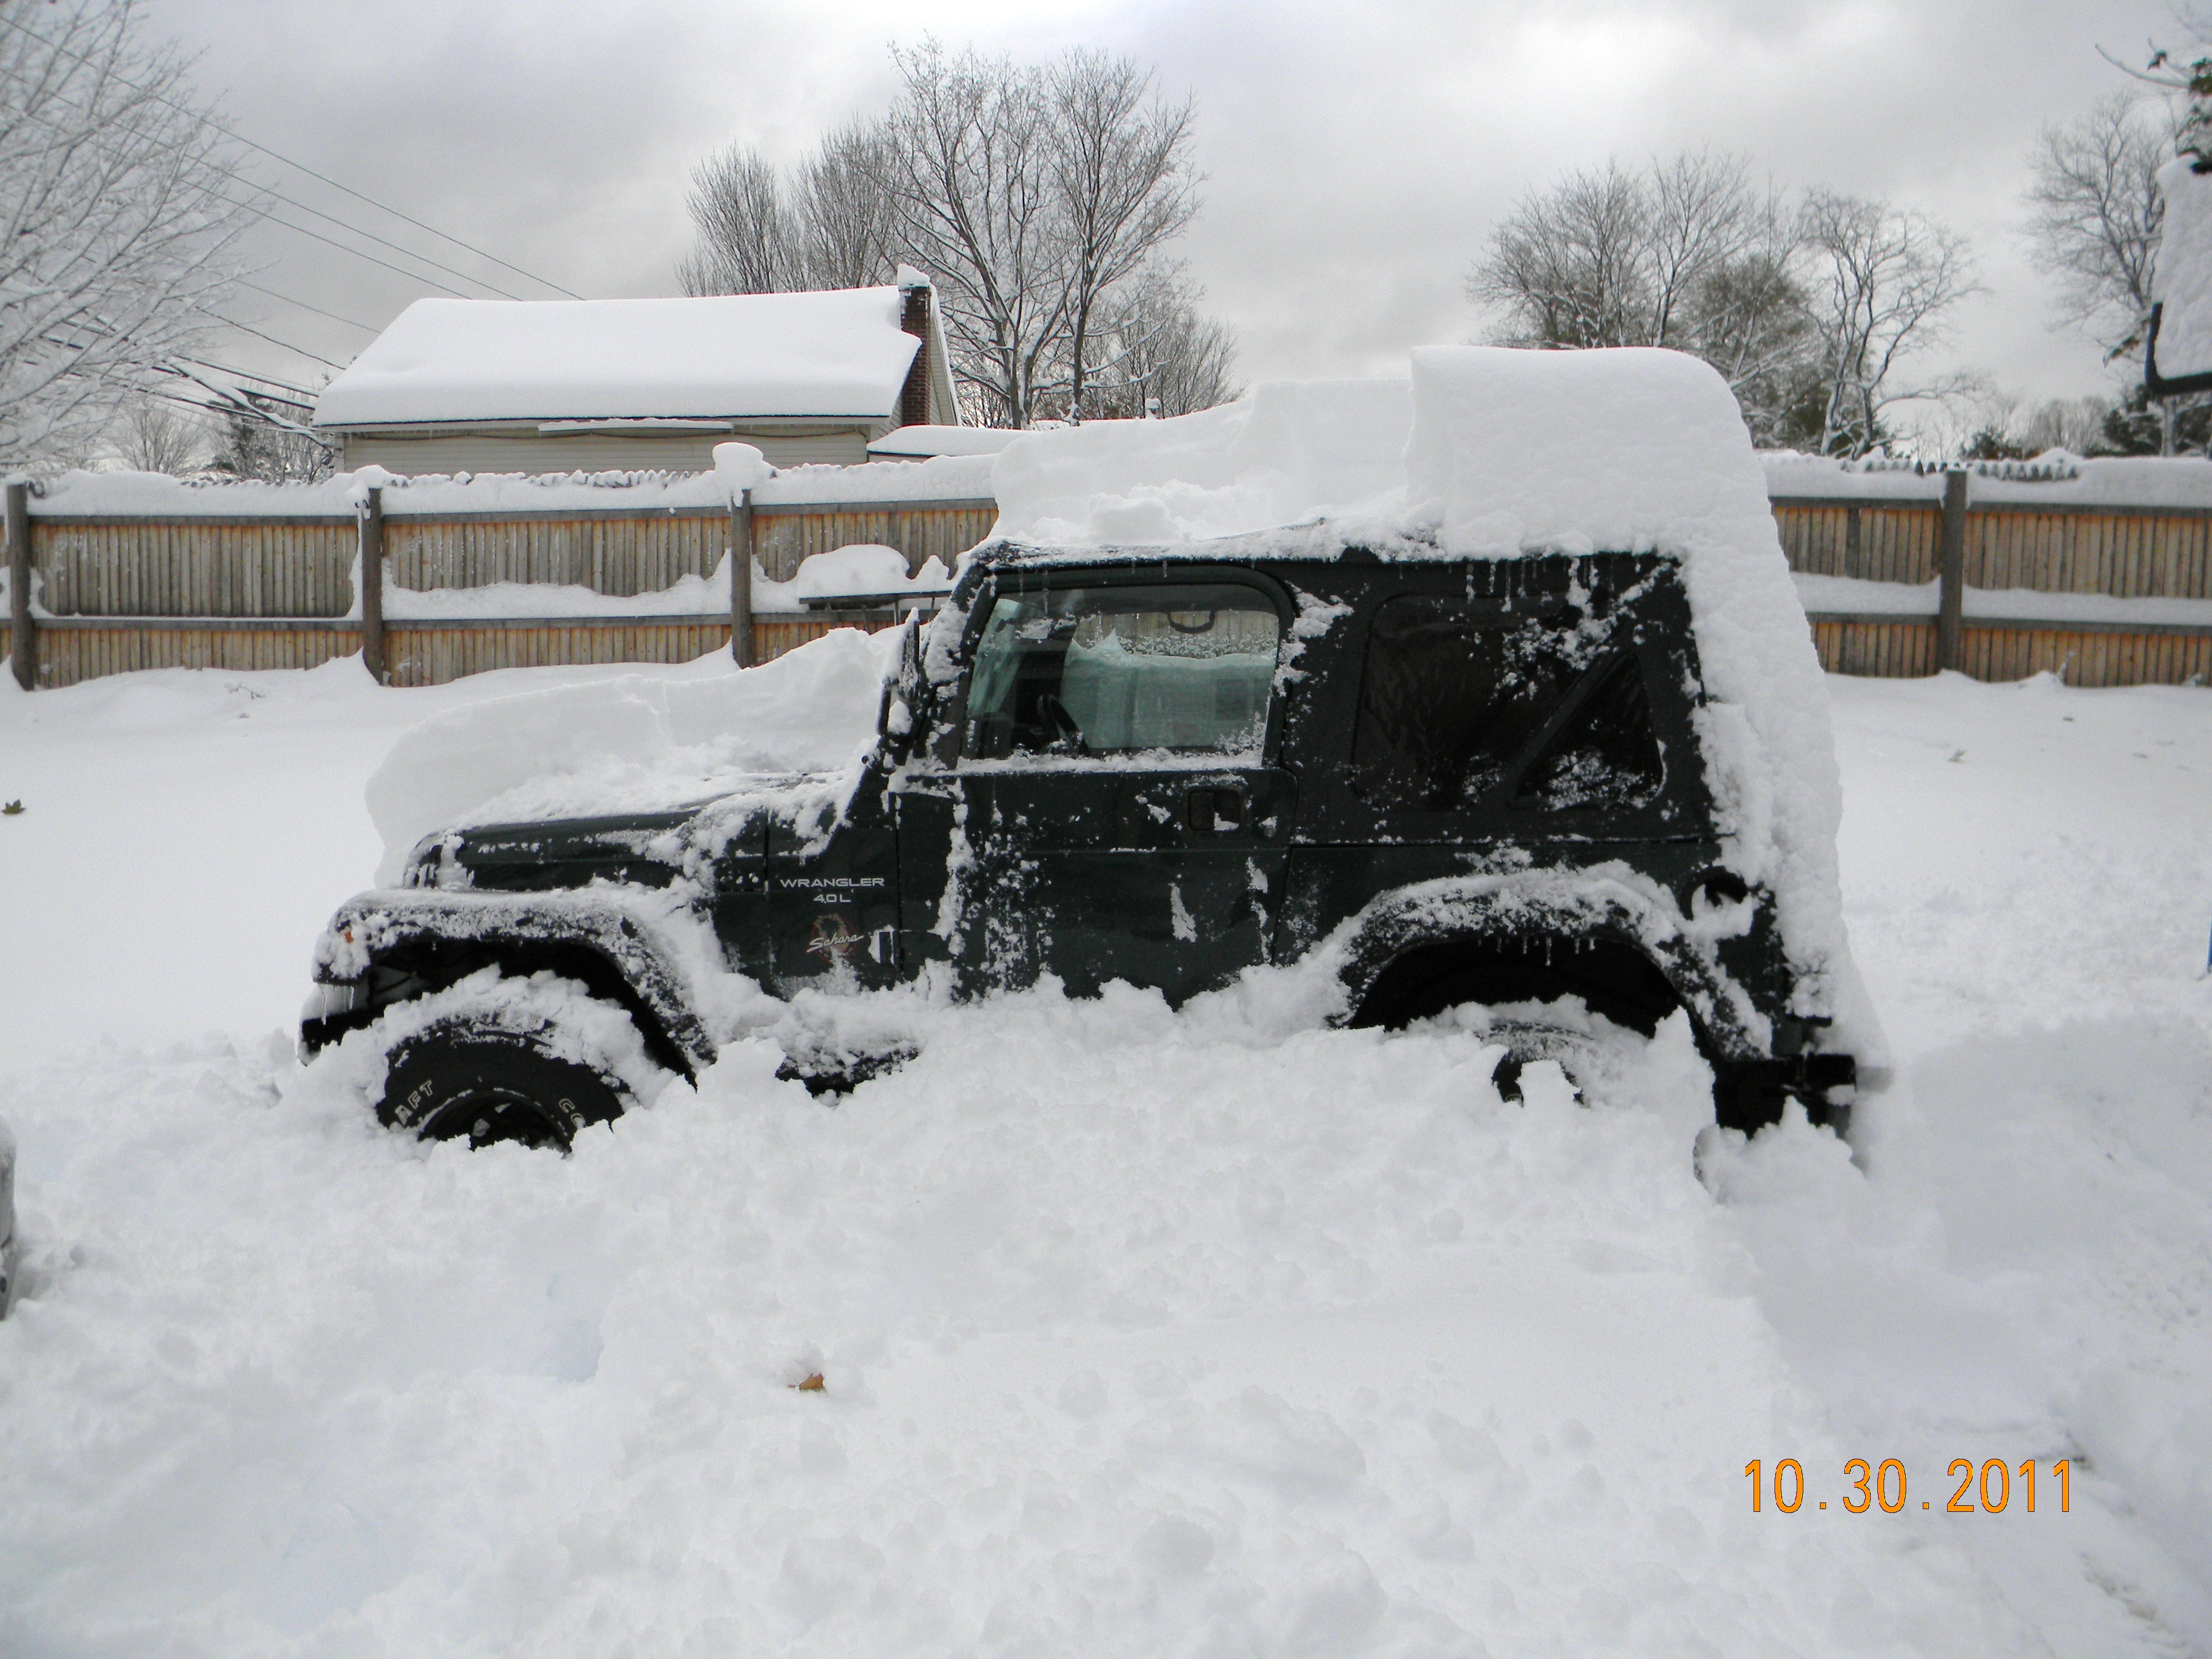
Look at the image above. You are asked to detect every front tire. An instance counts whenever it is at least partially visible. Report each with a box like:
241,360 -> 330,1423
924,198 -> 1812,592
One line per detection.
379,1015 -> 633,1151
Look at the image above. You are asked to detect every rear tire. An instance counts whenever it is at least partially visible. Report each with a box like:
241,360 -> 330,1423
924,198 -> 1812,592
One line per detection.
379,1015 -> 632,1151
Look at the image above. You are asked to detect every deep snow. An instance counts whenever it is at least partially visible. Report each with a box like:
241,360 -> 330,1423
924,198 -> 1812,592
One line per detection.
1,651 -> 2208,1656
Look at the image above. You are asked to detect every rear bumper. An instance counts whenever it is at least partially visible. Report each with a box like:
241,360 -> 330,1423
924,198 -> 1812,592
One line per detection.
1715,1050 -> 1856,1134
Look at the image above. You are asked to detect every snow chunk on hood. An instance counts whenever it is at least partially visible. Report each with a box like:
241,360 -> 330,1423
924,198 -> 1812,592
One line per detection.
364,628 -> 896,883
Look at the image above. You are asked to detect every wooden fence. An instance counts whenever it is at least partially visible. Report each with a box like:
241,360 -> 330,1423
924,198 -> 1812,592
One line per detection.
6,471 -> 2209,691
1771,475 -> 2212,688
5,483 -> 992,690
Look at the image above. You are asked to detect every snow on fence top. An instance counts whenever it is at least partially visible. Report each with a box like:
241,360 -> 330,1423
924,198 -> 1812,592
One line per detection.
24,452 -> 998,518
312,287 -> 924,427
1761,450 -> 2212,508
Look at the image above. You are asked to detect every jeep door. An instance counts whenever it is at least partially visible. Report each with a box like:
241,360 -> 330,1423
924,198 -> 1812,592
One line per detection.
900,567 -> 1296,1004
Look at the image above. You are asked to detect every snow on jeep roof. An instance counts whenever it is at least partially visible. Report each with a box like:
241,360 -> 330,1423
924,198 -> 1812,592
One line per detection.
975,347 -> 1876,1061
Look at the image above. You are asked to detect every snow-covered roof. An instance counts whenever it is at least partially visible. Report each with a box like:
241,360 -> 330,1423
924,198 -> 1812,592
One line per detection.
867,425 -> 1018,460
314,288 -> 925,427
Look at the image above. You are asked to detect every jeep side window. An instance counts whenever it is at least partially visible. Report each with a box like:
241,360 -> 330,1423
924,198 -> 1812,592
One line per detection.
965,583 -> 1281,759
1350,595 -> 1660,812
1513,651 -> 1665,810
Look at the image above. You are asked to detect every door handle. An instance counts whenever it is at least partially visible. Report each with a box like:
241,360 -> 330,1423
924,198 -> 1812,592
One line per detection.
1185,784 -> 1246,833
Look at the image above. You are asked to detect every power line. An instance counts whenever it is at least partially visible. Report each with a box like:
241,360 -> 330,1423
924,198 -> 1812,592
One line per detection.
210,314 -> 348,372
175,354 -> 319,403
237,281 -> 381,336
0,55 -> 531,301
0,8 -> 582,300
258,208 -> 478,299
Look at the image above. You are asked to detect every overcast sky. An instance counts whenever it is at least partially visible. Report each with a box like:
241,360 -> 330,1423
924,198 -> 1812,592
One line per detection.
140,0 -> 2174,435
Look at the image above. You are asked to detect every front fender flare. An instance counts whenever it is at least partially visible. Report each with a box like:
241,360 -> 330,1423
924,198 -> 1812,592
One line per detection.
311,888 -> 722,1076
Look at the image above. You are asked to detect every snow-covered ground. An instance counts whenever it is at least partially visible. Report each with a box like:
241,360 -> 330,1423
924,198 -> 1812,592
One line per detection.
1,651 -> 2208,1656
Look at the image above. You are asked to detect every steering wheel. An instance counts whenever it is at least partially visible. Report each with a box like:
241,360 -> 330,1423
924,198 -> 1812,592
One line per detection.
1032,691 -> 1086,752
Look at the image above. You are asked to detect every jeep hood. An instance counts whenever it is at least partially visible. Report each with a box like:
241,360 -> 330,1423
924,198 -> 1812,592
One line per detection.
405,766 -> 868,896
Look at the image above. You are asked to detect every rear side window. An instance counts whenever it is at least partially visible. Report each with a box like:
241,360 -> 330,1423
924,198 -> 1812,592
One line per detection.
1350,596 -> 1663,813
966,582 -> 1281,759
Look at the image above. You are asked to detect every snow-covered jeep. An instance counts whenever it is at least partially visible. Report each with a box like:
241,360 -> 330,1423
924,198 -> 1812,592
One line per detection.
301,348 -> 1879,1149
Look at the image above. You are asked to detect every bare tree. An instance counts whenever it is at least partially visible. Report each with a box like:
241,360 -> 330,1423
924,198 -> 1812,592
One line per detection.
1046,49 -> 1197,421
2026,95 -> 2171,361
1470,152 -> 1825,442
0,0 -> 254,469
2023,95 -> 2184,449
793,119 -> 896,290
679,121 -> 898,296
1078,263 -> 1238,419
2020,395 -> 2113,452
875,42 -> 1072,427
207,390 -> 329,482
1472,160 -> 1653,349
1800,191 -> 1980,456
114,395 -> 208,472
677,145 -> 795,295
679,41 -> 1216,429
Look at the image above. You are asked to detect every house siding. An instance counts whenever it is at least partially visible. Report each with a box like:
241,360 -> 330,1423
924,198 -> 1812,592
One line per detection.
337,427 -> 875,476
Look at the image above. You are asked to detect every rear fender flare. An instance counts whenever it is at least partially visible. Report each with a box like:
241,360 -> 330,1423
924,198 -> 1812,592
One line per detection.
1330,872 -> 1767,1058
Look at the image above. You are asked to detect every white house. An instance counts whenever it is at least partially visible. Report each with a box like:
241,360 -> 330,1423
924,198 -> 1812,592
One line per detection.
314,273 -> 959,474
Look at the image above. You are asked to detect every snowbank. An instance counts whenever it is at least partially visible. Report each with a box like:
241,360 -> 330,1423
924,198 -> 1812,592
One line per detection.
314,288 -> 922,425
755,452 -> 996,506
6,644 -> 2211,1653
364,628 -> 895,881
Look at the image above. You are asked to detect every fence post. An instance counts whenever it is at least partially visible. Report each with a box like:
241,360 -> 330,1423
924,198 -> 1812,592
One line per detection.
6,482 -> 30,691
359,485 -> 386,684
731,487 -> 755,667
1936,468 -> 1968,672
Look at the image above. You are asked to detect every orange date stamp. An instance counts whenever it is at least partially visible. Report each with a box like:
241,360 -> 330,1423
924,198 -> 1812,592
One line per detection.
1745,1458 -> 2072,1515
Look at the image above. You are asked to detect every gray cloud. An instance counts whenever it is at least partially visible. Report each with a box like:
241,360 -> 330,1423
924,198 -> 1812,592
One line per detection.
140,0 -> 2169,425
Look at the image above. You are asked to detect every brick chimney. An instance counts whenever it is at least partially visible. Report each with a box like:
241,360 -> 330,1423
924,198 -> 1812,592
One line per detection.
897,278 -> 933,429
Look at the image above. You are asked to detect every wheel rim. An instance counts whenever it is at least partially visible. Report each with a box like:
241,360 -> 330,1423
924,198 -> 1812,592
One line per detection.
417,1086 -> 571,1150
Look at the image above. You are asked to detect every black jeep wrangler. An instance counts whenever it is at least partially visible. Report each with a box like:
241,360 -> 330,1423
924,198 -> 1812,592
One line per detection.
302,535 -> 1858,1148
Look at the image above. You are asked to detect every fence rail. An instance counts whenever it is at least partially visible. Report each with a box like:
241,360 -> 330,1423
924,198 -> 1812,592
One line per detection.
1771,481 -> 2211,687
7,471 -> 2210,691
